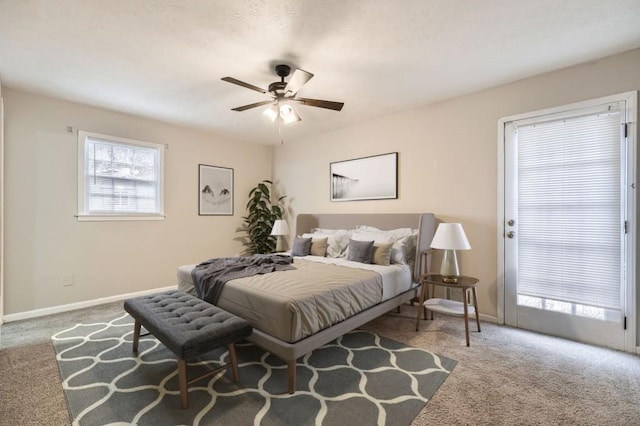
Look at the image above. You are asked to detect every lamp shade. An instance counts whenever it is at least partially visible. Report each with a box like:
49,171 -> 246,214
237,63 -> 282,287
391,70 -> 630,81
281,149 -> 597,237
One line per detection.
430,223 -> 471,250
270,219 -> 290,236
263,104 -> 279,122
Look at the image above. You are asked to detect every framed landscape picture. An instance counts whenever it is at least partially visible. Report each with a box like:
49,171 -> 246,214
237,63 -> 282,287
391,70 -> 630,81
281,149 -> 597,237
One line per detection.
330,152 -> 398,201
198,164 -> 233,215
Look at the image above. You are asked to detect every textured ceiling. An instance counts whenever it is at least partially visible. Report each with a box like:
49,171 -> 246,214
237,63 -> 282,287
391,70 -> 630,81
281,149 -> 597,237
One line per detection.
1,0 -> 640,144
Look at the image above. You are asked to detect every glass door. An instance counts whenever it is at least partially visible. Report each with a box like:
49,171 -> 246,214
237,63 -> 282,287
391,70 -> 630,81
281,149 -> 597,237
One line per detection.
502,95 -> 635,351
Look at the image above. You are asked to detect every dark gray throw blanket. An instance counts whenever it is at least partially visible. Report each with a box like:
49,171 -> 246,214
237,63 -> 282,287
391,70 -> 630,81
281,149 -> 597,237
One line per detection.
191,254 -> 295,304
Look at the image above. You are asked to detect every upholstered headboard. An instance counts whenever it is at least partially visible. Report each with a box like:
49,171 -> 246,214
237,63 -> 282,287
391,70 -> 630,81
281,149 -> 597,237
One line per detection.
295,213 -> 436,281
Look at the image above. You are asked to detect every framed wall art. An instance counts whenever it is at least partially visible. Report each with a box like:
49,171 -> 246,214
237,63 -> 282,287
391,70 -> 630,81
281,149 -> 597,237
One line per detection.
198,164 -> 233,215
330,152 -> 398,202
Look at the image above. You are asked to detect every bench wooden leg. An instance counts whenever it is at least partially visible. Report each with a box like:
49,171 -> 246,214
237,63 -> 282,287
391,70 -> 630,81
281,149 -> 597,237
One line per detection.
178,358 -> 188,409
228,343 -> 239,382
132,320 -> 141,353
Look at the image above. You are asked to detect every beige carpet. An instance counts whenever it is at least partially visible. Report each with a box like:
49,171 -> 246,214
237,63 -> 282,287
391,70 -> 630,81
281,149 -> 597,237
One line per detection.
2,302 -> 640,425
0,341 -> 70,425
362,310 -> 640,425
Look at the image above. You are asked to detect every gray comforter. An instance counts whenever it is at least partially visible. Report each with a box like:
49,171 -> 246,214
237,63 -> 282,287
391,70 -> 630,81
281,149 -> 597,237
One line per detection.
180,258 -> 387,342
191,254 -> 295,304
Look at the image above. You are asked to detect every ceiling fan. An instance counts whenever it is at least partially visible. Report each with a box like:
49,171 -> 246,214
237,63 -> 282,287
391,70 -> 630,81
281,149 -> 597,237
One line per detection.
221,64 -> 344,124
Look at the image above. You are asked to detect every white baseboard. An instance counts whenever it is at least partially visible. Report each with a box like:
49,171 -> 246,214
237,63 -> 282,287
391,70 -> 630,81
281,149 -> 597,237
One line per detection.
2,285 -> 176,323
478,313 -> 498,323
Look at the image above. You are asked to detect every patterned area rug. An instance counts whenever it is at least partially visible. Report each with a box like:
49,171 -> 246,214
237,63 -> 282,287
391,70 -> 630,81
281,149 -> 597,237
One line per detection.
53,314 -> 456,425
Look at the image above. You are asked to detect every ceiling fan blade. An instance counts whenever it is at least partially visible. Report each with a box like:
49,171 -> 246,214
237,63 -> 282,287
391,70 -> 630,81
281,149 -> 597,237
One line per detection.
231,100 -> 274,112
284,69 -> 314,96
221,77 -> 270,95
291,97 -> 344,111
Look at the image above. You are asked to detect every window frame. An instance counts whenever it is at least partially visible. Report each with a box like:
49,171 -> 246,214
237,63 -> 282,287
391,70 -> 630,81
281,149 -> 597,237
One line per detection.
77,130 -> 165,221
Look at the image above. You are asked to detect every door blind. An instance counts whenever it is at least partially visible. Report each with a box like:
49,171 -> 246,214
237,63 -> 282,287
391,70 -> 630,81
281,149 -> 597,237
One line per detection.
516,106 -> 623,311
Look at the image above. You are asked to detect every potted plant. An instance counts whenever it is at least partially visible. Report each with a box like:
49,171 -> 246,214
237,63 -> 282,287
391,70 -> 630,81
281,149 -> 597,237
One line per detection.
241,180 -> 286,255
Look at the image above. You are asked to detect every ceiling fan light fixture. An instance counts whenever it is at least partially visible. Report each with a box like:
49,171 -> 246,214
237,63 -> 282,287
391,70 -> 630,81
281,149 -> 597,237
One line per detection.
279,103 -> 293,116
263,104 -> 279,122
280,104 -> 301,124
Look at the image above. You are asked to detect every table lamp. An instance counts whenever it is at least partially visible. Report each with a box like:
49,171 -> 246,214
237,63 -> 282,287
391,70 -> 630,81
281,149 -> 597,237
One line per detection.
430,223 -> 471,282
270,219 -> 290,252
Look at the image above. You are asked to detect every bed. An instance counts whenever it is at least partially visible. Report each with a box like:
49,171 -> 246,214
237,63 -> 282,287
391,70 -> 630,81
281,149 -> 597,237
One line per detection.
177,213 -> 435,393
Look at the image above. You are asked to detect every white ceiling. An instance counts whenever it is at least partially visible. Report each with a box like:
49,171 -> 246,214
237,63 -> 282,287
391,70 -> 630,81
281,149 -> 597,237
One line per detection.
1,0 -> 640,145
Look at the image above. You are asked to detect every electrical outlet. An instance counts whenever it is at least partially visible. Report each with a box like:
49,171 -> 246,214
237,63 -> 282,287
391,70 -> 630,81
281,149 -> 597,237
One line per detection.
63,274 -> 74,287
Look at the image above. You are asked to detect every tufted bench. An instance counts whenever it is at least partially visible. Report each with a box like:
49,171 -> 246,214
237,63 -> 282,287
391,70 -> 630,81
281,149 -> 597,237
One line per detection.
123,290 -> 253,408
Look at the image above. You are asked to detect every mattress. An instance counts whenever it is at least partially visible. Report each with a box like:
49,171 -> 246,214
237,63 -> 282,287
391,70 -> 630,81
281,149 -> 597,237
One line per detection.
177,256 -> 413,343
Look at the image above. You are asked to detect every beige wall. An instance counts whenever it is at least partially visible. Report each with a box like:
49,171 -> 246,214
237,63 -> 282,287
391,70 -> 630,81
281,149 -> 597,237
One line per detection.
273,48 -> 640,321
3,88 -> 272,315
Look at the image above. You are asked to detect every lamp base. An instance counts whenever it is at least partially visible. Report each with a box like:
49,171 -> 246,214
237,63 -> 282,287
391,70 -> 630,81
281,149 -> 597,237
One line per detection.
440,249 -> 460,281
275,236 -> 286,252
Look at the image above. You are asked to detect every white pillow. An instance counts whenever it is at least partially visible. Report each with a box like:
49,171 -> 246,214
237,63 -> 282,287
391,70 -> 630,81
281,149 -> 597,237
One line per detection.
313,228 -> 350,234
356,225 -> 418,236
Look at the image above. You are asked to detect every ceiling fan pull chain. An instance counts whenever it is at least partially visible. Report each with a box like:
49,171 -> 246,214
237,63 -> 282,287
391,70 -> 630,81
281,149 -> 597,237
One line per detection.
279,120 -> 284,145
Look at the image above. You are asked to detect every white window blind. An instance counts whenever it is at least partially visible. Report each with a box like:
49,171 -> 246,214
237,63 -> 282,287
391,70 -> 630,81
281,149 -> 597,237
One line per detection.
77,131 -> 164,220
516,105 -> 623,311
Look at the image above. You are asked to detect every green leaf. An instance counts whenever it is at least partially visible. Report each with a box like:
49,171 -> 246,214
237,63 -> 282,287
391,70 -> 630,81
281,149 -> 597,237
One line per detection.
237,179 -> 286,255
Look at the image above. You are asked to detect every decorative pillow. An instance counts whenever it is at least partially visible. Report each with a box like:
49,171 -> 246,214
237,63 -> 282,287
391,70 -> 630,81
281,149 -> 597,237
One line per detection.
391,235 -> 418,265
372,242 -> 393,266
291,237 -> 312,256
309,237 -> 328,257
347,239 -> 374,264
351,229 -> 418,265
302,231 -> 351,258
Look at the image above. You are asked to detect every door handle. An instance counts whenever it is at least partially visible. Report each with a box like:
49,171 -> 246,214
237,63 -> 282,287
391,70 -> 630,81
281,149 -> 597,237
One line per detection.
506,231 -> 515,238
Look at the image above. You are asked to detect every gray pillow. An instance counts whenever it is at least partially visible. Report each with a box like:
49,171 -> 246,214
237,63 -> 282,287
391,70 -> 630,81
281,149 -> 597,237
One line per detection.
347,239 -> 374,264
291,237 -> 312,256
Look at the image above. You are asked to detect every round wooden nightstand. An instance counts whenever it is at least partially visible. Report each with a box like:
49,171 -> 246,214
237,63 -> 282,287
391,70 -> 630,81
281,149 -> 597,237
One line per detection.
416,273 -> 480,346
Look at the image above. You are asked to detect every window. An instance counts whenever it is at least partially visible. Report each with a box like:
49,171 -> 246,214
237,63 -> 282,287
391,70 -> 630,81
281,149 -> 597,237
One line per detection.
77,131 -> 165,221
